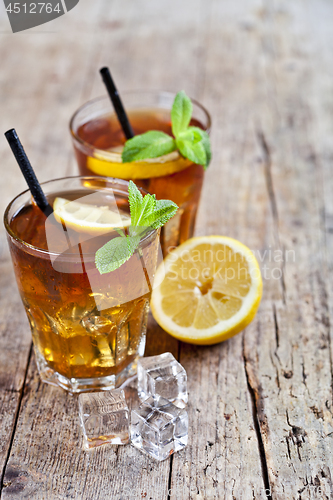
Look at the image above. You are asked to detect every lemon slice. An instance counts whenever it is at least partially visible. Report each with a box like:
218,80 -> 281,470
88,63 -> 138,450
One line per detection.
53,197 -> 131,235
87,147 -> 192,179
151,236 -> 263,345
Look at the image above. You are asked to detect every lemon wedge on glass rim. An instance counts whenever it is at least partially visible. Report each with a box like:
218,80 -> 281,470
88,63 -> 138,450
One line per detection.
87,147 -> 192,179
151,236 -> 263,345
53,197 -> 131,235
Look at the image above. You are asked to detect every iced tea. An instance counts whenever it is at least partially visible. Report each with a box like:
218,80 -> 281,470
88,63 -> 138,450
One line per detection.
70,91 -> 211,254
4,177 -> 160,393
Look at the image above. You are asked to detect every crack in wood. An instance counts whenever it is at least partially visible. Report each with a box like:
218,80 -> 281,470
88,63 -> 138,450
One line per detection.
167,453 -> 174,500
285,410 -> 307,463
269,351 -> 281,394
257,129 -> 287,305
257,130 -> 279,236
0,343 -> 32,495
301,358 -> 310,396
317,272 -> 333,409
273,303 -> 280,350
243,337 -> 272,500
285,436 -> 291,461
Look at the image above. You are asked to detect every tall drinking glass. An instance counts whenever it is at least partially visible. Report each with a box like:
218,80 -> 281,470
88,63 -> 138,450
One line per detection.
70,91 -> 211,255
4,176 -> 160,393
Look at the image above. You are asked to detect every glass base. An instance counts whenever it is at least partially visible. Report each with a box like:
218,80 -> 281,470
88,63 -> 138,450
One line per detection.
35,350 -> 140,394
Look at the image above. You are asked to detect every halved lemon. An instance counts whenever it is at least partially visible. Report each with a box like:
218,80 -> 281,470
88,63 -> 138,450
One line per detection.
151,236 -> 262,345
53,197 -> 131,235
87,147 -> 192,179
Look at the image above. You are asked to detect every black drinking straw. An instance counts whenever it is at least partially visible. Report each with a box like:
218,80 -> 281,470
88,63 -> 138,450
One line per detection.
5,129 -> 53,217
100,67 -> 134,140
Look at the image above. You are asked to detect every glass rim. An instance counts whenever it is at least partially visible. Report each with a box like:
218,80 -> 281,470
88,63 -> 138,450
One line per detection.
69,90 -> 212,158
4,175 -> 157,259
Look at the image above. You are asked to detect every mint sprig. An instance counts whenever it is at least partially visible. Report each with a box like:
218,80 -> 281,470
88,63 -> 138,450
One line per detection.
95,181 -> 178,274
121,91 -> 211,169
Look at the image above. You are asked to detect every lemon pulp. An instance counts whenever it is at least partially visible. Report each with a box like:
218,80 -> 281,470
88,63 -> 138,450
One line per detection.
151,236 -> 263,345
53,197 -> 131,235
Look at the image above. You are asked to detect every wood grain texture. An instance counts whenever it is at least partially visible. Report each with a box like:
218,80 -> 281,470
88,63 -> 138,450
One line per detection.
0,0 -> 333,498
241,1 -> 333,498
0,262 -> 31,484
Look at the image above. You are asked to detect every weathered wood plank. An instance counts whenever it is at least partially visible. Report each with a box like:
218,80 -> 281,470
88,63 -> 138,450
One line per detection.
241,1 -> 333,498
171,338 -> 268,500
0,262 -> 31,484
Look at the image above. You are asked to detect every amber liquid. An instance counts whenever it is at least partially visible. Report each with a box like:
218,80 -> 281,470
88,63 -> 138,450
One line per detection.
8,189 -> 158,386
74,109 -> 205,253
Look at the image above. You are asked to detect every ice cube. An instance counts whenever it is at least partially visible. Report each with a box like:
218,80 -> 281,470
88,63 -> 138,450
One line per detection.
78,389 -> 129,449
137,352 -> 188,408
131,395 -> 188,461
80,314 -> 117,336
51,303 -> 94,338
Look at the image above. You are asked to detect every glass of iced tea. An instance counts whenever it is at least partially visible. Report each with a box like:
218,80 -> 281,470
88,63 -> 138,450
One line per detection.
69,91 -> 211,255
4,176 -> 160,393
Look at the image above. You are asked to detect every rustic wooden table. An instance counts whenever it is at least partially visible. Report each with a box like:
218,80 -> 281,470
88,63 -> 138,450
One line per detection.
1,0 -> 333,498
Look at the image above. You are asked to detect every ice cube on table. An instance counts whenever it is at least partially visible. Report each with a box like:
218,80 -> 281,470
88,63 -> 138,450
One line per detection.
131,395 -> 188,461
137,352 -> 188,408
78,389 -> 129,450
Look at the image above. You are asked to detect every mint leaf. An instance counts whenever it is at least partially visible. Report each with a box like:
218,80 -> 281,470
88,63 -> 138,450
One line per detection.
171,90 -> 193,137
95,234 -> 140,274
176,128 -> 207,166
136,191 -> 156,226
128,180 -> 156,226
188,126 -> 211,169
144,199 -> 178,229
122,131 -> 176,163
128,180 -> 143,226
